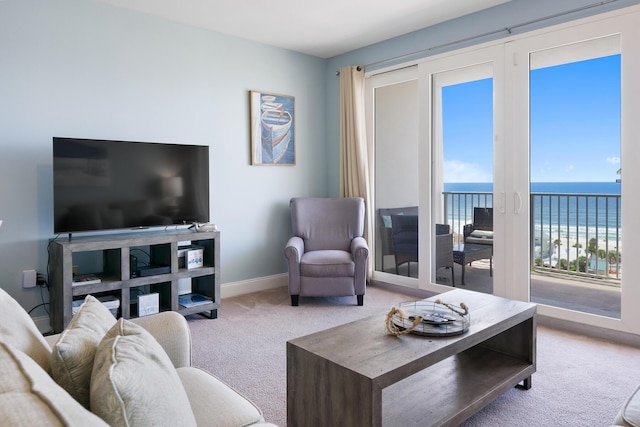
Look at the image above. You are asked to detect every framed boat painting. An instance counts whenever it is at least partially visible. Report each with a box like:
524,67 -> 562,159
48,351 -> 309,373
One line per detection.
250,90 -> 295,165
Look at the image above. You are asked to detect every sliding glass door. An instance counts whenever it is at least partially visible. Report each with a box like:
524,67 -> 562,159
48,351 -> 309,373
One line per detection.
508,14 -> 640,332
528,36 -> 621,318
429,61 -> 497,293
367,6 -> 640,335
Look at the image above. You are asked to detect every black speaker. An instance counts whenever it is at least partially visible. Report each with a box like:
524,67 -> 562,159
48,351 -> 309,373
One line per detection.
130,255 -> 138,278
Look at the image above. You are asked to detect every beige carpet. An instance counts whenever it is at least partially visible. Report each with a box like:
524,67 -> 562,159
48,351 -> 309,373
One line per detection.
187,285 -> 640,426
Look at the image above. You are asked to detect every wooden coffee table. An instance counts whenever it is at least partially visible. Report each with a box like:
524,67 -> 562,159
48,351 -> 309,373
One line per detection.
453,243 -> 493,285
287,289 -> 536,427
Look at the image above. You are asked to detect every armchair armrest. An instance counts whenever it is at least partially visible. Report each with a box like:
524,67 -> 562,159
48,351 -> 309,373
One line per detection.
351,236 -> 369,296
284,236 -> 304,263
284,236 -> 305,296
131,311 -> 192,369
351,236 -> 369,262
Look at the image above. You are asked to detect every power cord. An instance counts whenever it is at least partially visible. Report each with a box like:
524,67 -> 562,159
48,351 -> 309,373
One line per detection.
37,272 -> 48,289
27,272 -> 52,336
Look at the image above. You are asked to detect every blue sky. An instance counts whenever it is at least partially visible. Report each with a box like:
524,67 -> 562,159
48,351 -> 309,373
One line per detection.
442,54 -> 621,183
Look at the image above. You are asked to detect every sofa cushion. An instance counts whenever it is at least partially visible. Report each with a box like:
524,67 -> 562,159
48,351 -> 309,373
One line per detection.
91,318 -> 197,427
50,294 -> 117,409
0,288 -> 51,372
177,366 -> 264,427
0,341 -> 108,426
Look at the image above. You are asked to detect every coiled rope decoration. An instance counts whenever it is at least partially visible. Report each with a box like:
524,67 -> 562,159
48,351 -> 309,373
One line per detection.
385,307 -> 422,336
385,300 -> 469,336
434,299 -> 469,316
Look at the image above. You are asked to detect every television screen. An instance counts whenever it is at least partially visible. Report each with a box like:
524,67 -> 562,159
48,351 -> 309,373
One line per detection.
53,137 -> 209,234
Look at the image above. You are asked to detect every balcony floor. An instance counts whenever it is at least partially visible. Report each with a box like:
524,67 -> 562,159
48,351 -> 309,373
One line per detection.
390,260 -> 621,319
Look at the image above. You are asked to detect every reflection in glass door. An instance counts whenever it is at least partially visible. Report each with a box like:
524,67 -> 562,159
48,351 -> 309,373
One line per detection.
432,64 -> 495,293
371,77 -> 420,280
529,36 -> 622,318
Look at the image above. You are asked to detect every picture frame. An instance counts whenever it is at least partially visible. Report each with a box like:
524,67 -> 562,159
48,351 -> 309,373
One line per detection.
250,90 -> 295,165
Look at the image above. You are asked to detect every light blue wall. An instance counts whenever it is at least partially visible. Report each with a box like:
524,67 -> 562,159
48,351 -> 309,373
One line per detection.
324,0 -> 640,196
0,0 -> 327,310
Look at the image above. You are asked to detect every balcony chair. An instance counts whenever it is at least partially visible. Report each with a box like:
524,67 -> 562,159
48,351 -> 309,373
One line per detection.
284,197 -> 369,306
390,216 -> 454,283
463,207 -> 493,245
378,206 -> 418,272
390,214 -> 418,276
436,223 -> 455,285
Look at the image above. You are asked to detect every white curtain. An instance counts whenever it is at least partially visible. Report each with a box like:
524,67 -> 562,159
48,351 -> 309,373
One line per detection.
339,65 -> 373,278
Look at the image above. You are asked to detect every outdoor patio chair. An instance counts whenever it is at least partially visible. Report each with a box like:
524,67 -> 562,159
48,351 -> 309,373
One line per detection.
390,214 -> 418,276
464,207 -> 493,245
436,223 -> 455,285
389,218 -> 454,282
378,206 -> 418,271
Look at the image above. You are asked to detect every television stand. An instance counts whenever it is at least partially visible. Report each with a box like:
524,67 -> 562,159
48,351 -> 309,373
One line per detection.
48,229 -> 220,333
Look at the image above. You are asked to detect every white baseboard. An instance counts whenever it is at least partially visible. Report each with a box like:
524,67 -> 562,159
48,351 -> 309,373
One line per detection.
33,274 -> 289,334
221,273 -> 287,299
34,316 -> 53,335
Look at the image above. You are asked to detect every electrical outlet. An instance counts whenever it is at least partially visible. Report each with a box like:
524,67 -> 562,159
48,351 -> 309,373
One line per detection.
23,270 -> 37,288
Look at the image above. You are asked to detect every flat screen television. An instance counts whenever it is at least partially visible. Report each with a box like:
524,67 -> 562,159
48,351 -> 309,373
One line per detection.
53,137 -> 209,234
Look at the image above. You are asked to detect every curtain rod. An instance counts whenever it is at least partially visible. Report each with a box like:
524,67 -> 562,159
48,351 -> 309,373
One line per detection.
335,0 -> 618,76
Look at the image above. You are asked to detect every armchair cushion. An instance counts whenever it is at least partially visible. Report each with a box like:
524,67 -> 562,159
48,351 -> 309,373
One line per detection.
300,250 -> 355,277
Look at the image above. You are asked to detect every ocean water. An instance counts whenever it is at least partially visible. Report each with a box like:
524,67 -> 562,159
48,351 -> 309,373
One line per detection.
444,181 -> 621,195
444,182 -> 622,247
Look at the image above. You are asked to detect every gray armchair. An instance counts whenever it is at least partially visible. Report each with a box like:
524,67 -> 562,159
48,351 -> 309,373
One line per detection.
284,197 -> 369,306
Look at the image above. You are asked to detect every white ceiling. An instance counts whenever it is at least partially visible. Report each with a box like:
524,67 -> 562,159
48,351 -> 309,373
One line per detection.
94,0 -> 511,58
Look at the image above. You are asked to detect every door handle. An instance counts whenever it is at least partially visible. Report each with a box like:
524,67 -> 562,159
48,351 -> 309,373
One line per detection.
497,192 -> 506,214
514,192 -> 523,214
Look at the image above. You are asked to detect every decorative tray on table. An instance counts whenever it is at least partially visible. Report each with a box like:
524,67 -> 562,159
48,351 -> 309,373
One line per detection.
386,299 -> 470,337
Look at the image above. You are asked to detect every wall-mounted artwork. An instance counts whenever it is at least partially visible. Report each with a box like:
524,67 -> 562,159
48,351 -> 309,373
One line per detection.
250,91 -> 295,165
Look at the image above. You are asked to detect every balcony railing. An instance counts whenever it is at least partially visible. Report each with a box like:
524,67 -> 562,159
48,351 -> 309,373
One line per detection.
443,191 -> 621,282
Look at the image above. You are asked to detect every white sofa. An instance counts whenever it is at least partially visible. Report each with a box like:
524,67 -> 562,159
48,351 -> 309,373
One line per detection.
612,386 -> 640,426
0,288 -> 276,427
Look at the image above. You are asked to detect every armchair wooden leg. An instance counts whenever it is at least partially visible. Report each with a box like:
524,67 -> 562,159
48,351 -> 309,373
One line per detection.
357,295 -> 364,306
291,295 -> 299,306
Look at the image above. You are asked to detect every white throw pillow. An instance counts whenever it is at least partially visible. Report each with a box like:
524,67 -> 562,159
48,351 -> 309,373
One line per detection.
0,341 -> 109,426
91,318 -> 197,427
50,294 -> 117,409
0,287 -> 52,372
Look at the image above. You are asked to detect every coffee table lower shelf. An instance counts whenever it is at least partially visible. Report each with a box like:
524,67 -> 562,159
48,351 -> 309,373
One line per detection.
382,345 -> 534,426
